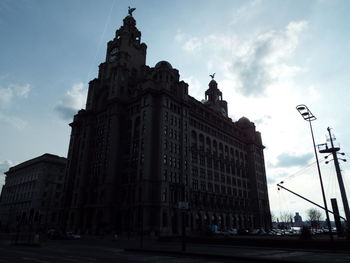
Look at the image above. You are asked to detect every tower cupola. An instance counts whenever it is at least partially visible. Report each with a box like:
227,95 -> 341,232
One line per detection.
204,74 -> 228,117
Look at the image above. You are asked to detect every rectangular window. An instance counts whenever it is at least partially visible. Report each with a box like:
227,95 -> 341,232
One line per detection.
192,179 -> 199,190
208,183 -> 213,192
162,212 -> 168,227
200,168 -> 205,179
214,172 -> 219,182
192,166 -> 198,177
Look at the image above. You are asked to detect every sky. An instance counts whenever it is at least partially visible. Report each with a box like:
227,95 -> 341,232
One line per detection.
1,0 -> 350,221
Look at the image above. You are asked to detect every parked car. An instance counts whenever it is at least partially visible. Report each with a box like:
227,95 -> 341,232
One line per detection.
249,228 -> 266,235
66,232 -> 81,239
227,228 -> 238,235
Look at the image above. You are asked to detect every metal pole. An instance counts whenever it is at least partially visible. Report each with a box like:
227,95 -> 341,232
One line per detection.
139,205 -> 143,249
309,120 -> 333,240
181,211 -> 186,252
327,127 -> 350,223
277,183 -> 346,221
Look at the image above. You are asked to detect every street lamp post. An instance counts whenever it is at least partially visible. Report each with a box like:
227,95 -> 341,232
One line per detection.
296,104 -> 333,240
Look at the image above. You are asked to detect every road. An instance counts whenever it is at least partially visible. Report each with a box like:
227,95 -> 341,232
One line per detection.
1,236 -> 350,263
0,239 -> 253,263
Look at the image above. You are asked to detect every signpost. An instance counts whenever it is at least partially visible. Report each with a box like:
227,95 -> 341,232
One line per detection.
178,201 -> 189,251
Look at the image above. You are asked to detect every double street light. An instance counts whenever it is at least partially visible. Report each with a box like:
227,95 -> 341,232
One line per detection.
296,104 -> 333,240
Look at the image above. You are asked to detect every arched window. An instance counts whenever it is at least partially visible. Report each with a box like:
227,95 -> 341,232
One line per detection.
133,116 -> 140,139
213,140 -> 217,154
198,134 -> 204,151
191,130 -> 197,148
206,137 -> 211,152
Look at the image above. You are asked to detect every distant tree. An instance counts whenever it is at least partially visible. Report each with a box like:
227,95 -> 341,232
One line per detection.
271,212 -> 277,222
279,212 -> 293,229
307,208 -> 323,229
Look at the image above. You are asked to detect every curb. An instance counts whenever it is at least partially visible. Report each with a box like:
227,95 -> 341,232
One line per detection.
124,248 -> 309,263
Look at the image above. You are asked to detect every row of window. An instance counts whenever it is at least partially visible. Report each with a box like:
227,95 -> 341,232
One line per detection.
191,179 -> 248,197
191,156 -> 248,178
191,130 -> 246,160
164,126 -> 180,140
164,111 -> 182,129
2,191 -> 35,203
191,168 -> 247,186
163,154 -> 180,169
164,140 -> 180,154
190,118 -> 245,149
6,171 -> 40,186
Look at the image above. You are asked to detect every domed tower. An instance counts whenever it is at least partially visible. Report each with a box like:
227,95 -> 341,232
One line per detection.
204,75 -> 228,117
106,8 -> 147,69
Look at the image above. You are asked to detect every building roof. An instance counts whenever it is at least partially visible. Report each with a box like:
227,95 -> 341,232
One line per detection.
5,153 -> 67,175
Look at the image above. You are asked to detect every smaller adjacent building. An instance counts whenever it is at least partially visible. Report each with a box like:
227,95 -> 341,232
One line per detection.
293,212 -> 303,227
0,154 -> 66,232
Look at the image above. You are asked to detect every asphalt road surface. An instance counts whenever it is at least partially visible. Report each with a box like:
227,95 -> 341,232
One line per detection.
0,239 -> 254,263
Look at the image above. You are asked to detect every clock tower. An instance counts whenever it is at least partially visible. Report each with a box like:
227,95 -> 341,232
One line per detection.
86,10 -> 147,109
106,13 -> 147,68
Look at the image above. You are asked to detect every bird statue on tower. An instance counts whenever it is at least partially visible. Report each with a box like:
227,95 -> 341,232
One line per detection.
128,6 -> 136,16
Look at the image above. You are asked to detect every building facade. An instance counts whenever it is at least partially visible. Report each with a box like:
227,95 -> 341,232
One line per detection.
63,11 -> 271,236
0,154 -> 66,232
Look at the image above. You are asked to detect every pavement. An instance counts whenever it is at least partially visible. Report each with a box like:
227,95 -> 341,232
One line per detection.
2,234 -> 350,263
123,238 -> 350,263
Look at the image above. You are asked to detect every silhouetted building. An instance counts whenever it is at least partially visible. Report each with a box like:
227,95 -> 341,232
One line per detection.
294,212 -> 303,227
0,154 -> 66,231
63,10 -> 271,236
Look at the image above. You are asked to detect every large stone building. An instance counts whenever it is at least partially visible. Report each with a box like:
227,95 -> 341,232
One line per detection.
0,154 -> 66,232
63,10 -> 271,236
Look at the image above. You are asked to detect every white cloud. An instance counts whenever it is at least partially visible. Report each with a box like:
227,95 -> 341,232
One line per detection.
55,82 -> 87,121
0,83 -> 30,106
0,82 -> 30,129
182,76 -> 203,99
183,37 -> 202,53
0,159 -> 13,186
176,20 -> 307,96
175,29 -> 185,42
230,21 -> 308,96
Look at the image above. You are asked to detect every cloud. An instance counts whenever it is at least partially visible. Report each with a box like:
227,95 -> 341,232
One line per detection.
0,160 -> 13,186
182,76 -> 203,99
275,152 -> 313,168
55,82 -> 87,121
0,83 -> 30,106
175,30 -> 202,53
176,20 -> 307,97
0,160 -> 12,174
183,37 -> 202,53
0,82 -> 30,129
231,21 -> 308,96
253,115 -> 271,125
